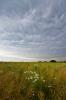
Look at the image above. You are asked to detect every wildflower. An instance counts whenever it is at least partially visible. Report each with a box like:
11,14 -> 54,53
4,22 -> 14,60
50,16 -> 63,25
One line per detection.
48,85 -> 52,88
43,80 -> 45,83
30,71 -> 33,74
32,93 -> 35,96
33,72 -> 37,74
29,76 -> 33,80
24,70 -> 44,84
24,71 -> 28,73
33,79 -> 38,83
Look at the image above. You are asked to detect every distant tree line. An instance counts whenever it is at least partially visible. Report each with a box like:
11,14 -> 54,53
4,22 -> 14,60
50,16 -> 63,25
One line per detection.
50,60 -> 56,62
38,60 -> 56,62
38,60 -> 66,63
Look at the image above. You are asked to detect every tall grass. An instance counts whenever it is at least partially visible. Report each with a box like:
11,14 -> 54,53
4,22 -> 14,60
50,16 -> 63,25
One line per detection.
0,62 -> 66,100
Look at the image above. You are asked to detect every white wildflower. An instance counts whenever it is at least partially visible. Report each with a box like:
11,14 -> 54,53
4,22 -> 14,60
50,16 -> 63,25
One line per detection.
30,71 -> 33,74
30,76 -> 33,80
24,71 -> 28,73
24,70 -> 44,83
43,80 -> 45,83
33,72 -> 37,74
33,79 -> 38,83
48,85 -> 52,88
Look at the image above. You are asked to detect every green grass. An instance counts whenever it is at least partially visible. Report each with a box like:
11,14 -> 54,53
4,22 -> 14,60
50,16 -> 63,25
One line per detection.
0,62 -> 66,100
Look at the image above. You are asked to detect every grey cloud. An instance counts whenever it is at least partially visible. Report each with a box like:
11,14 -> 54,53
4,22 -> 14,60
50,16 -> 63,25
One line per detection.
0,0 -> 66,61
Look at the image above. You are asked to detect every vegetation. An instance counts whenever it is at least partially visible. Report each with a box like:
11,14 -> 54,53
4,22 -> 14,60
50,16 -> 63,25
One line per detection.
0,62 -> 66,100
50,60 -> 56,62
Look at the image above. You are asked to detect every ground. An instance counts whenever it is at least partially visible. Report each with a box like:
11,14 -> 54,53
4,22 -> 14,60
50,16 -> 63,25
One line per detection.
0,62 -> 66,100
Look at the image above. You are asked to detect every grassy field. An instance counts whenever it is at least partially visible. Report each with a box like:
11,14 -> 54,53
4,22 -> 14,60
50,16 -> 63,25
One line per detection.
0,62 -> 66,100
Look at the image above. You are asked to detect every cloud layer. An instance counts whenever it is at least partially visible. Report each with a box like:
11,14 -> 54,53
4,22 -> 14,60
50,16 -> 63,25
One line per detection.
0,0 -> 66,61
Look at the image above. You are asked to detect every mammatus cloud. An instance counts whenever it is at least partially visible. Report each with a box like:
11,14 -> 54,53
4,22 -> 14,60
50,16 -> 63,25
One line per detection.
0,0 -> 66,61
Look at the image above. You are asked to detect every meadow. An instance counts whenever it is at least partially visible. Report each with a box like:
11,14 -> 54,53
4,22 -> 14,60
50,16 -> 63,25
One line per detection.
0,62 -> 66,100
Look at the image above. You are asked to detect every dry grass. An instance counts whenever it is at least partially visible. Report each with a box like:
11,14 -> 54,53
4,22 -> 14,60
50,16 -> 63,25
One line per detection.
0,62 -> 66,100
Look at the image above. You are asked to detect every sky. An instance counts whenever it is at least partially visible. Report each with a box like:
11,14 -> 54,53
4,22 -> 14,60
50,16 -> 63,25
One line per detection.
0,0 -> 66,61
